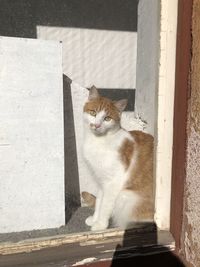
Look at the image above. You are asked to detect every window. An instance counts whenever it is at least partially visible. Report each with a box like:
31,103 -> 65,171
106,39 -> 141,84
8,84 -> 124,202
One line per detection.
0,0 -> 189,265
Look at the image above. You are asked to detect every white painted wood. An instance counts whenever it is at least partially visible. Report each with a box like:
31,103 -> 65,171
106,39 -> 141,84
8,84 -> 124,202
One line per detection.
154,0 -> 178,229
0,37 -> 65,233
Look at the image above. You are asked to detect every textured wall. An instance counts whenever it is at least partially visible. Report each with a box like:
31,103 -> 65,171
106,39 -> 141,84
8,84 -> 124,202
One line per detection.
37,26 -> 137,89
181,1 -> 200,266
0,37 -> 65,233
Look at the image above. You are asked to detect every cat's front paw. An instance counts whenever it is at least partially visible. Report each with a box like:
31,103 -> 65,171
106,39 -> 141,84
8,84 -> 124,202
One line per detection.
85,216 -> 95,226
91,221 -> 108,231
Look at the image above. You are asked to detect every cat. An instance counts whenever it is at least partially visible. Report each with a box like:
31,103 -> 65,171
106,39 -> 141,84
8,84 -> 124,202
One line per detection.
82,86 -> 154,231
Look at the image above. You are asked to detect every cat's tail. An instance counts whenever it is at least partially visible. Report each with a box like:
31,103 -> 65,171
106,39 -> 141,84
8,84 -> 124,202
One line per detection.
112,189 -> 140,229
81,191 -> 96,208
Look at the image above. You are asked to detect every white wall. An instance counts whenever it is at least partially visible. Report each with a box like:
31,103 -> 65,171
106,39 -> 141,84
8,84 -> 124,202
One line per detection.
135,0 -> 160,135
0,37 -> 65,233
37,26 -> 137,89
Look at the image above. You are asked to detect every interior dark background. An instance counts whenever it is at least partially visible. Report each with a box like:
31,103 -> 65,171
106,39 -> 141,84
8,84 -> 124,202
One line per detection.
0,0 -> 138,38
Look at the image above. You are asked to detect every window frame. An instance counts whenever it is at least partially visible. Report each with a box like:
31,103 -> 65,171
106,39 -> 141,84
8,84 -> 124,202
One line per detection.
170,0 -> 193,249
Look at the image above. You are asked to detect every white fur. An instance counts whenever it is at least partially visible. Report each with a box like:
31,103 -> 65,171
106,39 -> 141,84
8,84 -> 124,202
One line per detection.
112,189 -> 140,228
82,109 -> 139,231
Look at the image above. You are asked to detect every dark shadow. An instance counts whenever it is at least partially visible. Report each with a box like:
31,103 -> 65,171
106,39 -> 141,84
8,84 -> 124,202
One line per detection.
111,223 -> 185,267
98,89 -> 135,111
63,74 -> 81,224
0,0 -> 138,39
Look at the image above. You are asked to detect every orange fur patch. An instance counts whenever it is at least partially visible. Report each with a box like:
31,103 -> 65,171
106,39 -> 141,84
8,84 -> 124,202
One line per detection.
119,130 -> 154,221
119,138 -> 134,170
81,191 -> 96,208
84,97 -> 120,121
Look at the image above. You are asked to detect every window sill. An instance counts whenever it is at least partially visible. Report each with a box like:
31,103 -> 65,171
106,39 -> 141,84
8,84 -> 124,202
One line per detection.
0,225 -> 175,267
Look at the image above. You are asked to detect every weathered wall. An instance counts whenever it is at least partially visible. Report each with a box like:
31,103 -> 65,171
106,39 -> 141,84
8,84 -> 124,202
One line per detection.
181,1 -> 200,266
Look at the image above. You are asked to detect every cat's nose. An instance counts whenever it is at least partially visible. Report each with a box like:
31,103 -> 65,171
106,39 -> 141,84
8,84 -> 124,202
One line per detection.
95,124 -> 101,129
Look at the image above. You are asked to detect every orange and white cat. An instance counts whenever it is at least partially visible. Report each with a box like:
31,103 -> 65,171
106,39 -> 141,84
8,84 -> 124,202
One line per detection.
82,86 -> 154,231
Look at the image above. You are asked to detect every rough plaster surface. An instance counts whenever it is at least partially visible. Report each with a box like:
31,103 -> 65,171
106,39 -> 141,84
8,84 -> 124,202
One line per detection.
181,2 -> 200,266
183,128 -> 200,265
0,37 -> 65,233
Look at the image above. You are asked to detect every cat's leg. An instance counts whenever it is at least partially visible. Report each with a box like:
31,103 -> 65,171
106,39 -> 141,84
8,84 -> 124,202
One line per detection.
85,190 -> 103,226
91,184 -> 120,231
112,189 -> 141,228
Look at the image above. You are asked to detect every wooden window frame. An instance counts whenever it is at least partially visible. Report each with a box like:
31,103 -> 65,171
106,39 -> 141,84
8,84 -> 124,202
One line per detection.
170,0 -> 193,249
0,0 -> 192,266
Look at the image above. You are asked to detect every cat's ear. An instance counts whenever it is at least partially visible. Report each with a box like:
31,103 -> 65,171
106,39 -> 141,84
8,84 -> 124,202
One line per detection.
88,85 -> 99,101
113,99 -> 128,112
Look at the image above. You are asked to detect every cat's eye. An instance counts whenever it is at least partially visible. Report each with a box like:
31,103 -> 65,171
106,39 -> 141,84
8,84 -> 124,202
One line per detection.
104,116 -> 112,121
89,110 -> 96,116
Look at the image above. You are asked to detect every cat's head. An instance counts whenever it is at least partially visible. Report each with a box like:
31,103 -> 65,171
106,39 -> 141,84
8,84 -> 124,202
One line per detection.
83,86 -> 127,135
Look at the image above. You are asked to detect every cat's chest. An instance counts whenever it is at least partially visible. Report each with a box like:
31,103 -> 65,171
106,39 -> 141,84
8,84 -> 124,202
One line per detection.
83,136 -> 119,169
